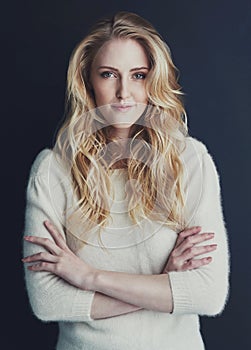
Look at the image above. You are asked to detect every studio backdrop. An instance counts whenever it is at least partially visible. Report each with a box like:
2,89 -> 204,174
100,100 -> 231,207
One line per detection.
9,1 -> 251,349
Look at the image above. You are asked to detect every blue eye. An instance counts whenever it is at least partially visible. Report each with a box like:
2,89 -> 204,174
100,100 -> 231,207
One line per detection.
133,73 -> 146,80
100,71 -> 116,78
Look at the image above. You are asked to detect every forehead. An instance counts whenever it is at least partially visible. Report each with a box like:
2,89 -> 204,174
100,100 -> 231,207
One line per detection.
92,38 -> 149,68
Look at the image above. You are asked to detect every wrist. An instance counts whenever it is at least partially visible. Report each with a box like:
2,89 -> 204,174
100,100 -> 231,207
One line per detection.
84,267 -> 101,291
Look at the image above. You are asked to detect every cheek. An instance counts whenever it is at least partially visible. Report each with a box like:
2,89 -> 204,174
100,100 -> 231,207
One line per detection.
93,85 -> 114,106
137,86 -> 148,103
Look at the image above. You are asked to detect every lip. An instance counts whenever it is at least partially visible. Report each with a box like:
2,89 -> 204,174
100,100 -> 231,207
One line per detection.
111,103 -> 136,112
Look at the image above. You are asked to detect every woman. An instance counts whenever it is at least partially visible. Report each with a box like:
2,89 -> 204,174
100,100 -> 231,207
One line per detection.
22,11 -> 230,350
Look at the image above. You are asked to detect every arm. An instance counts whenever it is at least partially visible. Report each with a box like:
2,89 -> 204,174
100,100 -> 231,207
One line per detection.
24,151 -> 145,321
24,149 -> 229,319
167,151 -> 230,316
25,221 -> 216,319
90,292 -> 142,319
90,227 -> 217,318
91,151 -> 230,316
91,271 -> 173,313
23,151 -> 95,322
83,227 -> 216,315
24,221 -> 174,313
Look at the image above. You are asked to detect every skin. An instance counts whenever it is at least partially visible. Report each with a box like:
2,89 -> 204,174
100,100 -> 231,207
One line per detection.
90,38 -> 150,139
23,38 -> 218,319
23,222 -> 217,318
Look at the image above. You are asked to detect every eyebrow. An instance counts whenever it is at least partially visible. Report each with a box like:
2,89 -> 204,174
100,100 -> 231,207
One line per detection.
97,66 -> 150,72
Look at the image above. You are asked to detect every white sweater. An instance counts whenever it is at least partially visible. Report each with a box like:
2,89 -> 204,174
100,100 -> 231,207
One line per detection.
23,136 -> 230,350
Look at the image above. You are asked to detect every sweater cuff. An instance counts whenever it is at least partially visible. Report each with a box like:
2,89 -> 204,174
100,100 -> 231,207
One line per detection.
168,271 -> 194,314
70,289 -> 95,322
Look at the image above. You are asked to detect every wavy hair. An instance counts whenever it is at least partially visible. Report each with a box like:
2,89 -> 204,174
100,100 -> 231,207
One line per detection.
55,11 -> 189,246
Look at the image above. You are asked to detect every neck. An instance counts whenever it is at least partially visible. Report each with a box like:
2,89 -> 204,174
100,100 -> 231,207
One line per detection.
112,127 -> 131,139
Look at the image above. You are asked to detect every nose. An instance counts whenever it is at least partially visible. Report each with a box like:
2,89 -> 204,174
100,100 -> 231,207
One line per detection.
116,77 -> 131,101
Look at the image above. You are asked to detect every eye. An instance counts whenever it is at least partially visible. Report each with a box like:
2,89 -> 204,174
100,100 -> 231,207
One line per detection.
133,73 -> 146,80
100,71 -> 116,79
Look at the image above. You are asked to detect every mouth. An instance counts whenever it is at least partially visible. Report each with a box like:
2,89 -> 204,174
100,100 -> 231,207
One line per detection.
111,103 -> 136,112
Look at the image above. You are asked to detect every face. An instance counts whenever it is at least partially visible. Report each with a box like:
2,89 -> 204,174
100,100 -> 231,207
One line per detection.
90,38 -> 150,138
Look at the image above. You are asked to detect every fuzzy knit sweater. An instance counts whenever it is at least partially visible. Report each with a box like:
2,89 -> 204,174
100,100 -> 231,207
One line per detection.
23,136 -> 230,350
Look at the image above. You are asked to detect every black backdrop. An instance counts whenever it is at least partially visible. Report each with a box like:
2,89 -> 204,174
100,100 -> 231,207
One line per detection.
8,0 -> 251,349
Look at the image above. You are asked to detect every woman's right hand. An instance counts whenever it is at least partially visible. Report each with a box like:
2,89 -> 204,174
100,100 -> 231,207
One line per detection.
22,221 -> 96,291
163,226 -> 217,273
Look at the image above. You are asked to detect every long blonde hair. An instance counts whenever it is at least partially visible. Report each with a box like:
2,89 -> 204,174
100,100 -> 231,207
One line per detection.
55,11 -> 189,245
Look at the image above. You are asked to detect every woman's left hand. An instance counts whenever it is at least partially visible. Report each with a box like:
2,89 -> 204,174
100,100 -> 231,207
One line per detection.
163,226 -> 217,273
22,220 -> 95,291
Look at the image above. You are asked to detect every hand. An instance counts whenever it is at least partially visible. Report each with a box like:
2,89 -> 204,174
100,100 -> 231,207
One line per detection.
163,226 -> 217,273
22,221 -> 95,290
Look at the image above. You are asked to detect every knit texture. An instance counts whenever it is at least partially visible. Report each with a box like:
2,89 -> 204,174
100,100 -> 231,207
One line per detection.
23,136 -> 230,350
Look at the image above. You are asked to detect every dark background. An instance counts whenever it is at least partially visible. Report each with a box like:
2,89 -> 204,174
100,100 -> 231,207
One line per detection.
8,0 -> 251,348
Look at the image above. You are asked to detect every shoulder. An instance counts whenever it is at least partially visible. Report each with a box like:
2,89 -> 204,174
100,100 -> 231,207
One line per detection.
183,136 -> 219,170
29,148 -> 69,180
29,148 -> 52,177
180,135 -> 221,181
26,149 -> 73,208
180,136 -> 222,192
179,135 -> 217,169
181,136 -> 209,159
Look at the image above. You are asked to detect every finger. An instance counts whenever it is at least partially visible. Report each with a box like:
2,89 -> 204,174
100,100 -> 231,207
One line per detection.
182,257 -> 213,270
22,251 -> 58,263
24,236 -> 61,255
44,221 -> 67,249
182,244 -> 217,261
176,226 -> 202,246
174,232 -> 215,256
27,261 -> 55,272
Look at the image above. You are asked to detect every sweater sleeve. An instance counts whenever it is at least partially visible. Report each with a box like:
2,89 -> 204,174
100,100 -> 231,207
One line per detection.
23,150 -> 95,322
168,150 -> 230,316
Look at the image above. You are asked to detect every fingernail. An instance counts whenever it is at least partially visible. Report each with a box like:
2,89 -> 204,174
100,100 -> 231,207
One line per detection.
24,236 -> 31,240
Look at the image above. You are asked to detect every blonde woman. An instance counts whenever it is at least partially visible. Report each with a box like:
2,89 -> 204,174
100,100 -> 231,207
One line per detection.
22,11 -> 230,350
